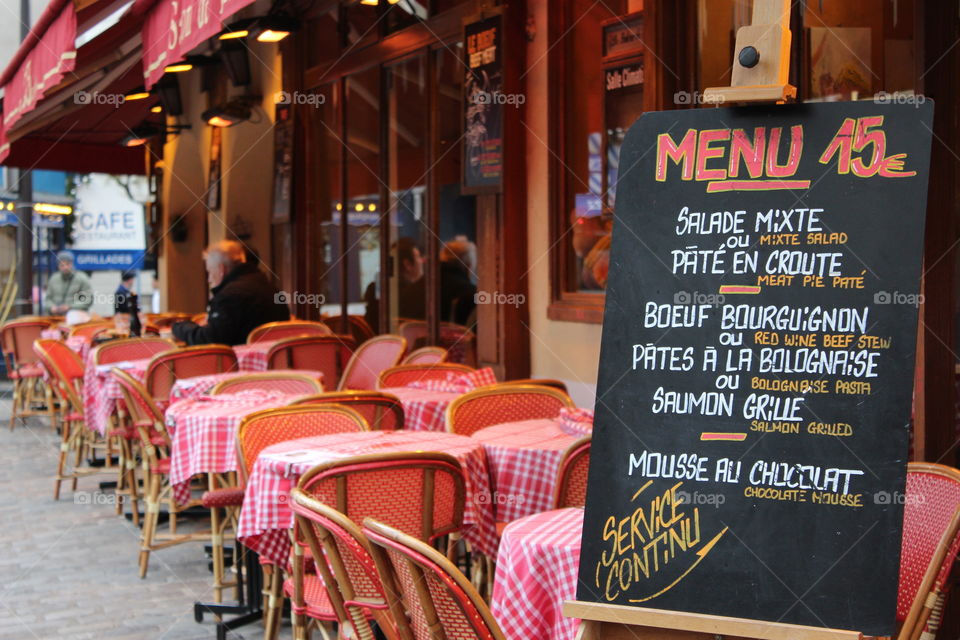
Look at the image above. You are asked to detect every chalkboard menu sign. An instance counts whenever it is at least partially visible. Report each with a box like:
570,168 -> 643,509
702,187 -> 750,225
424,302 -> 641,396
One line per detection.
577,101 -> 933,636
463,13 -> 503,193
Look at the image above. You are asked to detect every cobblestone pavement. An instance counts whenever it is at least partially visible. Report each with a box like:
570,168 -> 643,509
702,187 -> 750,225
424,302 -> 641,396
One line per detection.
0,382 -> 288,639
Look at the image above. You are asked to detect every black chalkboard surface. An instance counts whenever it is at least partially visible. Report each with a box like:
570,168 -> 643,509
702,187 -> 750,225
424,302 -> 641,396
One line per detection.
577,100 -> 934,636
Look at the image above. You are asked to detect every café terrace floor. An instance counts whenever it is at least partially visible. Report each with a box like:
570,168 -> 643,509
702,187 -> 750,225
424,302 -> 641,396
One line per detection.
0,381 -> 291,639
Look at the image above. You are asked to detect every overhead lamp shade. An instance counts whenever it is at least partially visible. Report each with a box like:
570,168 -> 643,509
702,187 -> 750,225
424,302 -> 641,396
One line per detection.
201,98 -> 253,128
155,74 -> 183,116
219,18 -> 256,40
219,39 -> 251,87
254,14 -> 299,42
122,123 -> 162,147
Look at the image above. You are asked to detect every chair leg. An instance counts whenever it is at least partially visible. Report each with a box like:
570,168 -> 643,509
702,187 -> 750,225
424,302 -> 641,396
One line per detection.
139,474 -> 160,578
126,454 -> 141,527
263,566 -> 283,640
9,378 -> 21,430
53,419 -> 72,500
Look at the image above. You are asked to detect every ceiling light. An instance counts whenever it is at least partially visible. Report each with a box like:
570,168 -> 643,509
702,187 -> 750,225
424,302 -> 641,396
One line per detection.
254,15 -> 299,42
150,105 -> 163,113
164,62 -> 193,73
201,97 -> 257,128
360,0 -> 401,4
219,18 -> 255,40
34,203 -> 73,215
219,29 -> 249,40
354,203 -> 364,212
122,124 -> 161,147
124,88 -> 150,101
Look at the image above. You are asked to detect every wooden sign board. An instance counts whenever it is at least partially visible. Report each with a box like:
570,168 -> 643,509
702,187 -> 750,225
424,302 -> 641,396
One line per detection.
577,100 -> 934,636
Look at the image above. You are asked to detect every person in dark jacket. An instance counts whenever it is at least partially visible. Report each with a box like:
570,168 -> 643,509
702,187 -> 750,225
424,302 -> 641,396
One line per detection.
172,240 -> 289,346
439,240 -> 477,326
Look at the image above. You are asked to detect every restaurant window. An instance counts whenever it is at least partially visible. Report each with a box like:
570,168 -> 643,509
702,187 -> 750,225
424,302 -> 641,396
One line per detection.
549,0 -> 640,322
316,81 -> 343,318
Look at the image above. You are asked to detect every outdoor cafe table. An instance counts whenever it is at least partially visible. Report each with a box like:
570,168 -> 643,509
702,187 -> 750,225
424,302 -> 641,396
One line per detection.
232,342 -> 276,372
491,507 -> 583,640
168,369 -> 323,402
84,357 -> 151,435
378,386 -> 461,432
471,419 -> 580,522
164,390 -> 299,504
236,430 -> 498,566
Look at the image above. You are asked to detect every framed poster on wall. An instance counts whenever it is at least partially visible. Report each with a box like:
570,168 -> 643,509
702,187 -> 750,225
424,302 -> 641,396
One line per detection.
463,11 -> 504,194
272,102 -> 293,224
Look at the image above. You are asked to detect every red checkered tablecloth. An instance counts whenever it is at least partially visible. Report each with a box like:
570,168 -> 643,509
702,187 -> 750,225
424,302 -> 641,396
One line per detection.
472,419 -> 578,522
233,342 -> 276,372
83,358 -> 150,435
237,430 -> 497,566
379,387 -> 460,432
491,508 -> 583,640
169,369 -> 323,402
165,390 -> 298,504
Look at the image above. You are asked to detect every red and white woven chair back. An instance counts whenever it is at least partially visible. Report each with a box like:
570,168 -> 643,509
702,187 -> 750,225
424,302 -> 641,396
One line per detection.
377,363 -> 474,389
266,335 -> 355,386
145,345 -> 237,402
292,392 -> 405,431
897,463 -> 960,625
211,372 -> 323,396
236,405 -> 367,481
33,339 -> 84,412
554,436 -> 591,509
339,335 -> 407,391
68,321 -> 113,340
111,368 -> 166,433
364,519 -> 505,640
290,492 -> 390,634
298,452 -> 466,543
1,318 -> 51,368
92,337 -> 176,366
325,315 -> 376,345
247,320 -> 332,343
446,384 -> 575,437
402,346 -> 448,365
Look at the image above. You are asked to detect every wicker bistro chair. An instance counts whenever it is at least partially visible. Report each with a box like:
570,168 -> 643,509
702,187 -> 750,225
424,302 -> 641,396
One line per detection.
281,452 -> 467,640
92,337 -> 176,518
377,363 -> 474,390
33,339 -> 101,499
209,372 -> 324,396
553,436 -> 591,509
247,320 -> 333,343
1,316 -> 54,429
325,314 -> 377,345
68,320 -> 113,341
401,346 -> 448,365
445,384 -> 575,438
895,462 -> 960,640
504,378 -> 569,395
111,368 -> 209,578
201,405 -> 369,605
338,334 -> 407,391
266,335 -> 356,388
291,391 -> 405,431
144,344 -> 238,405
364,518 -> 506,640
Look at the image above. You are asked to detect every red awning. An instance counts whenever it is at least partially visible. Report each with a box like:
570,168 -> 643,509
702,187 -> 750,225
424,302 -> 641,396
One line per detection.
0,1 -> 157,174
2,0 -> 78,131
142,0 -> 255,88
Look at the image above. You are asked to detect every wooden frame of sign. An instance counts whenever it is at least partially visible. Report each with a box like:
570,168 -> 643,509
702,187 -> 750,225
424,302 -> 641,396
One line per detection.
564,1 -> 860,639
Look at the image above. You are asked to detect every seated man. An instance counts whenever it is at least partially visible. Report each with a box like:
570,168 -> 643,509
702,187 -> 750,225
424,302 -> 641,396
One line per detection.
172,240 -> 290,346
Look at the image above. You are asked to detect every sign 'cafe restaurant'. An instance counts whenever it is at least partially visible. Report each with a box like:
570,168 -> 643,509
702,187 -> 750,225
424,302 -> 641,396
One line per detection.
3,0 -> 960,638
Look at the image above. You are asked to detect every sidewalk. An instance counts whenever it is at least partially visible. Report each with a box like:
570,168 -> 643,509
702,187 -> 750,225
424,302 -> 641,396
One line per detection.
0,381 -> 279,639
